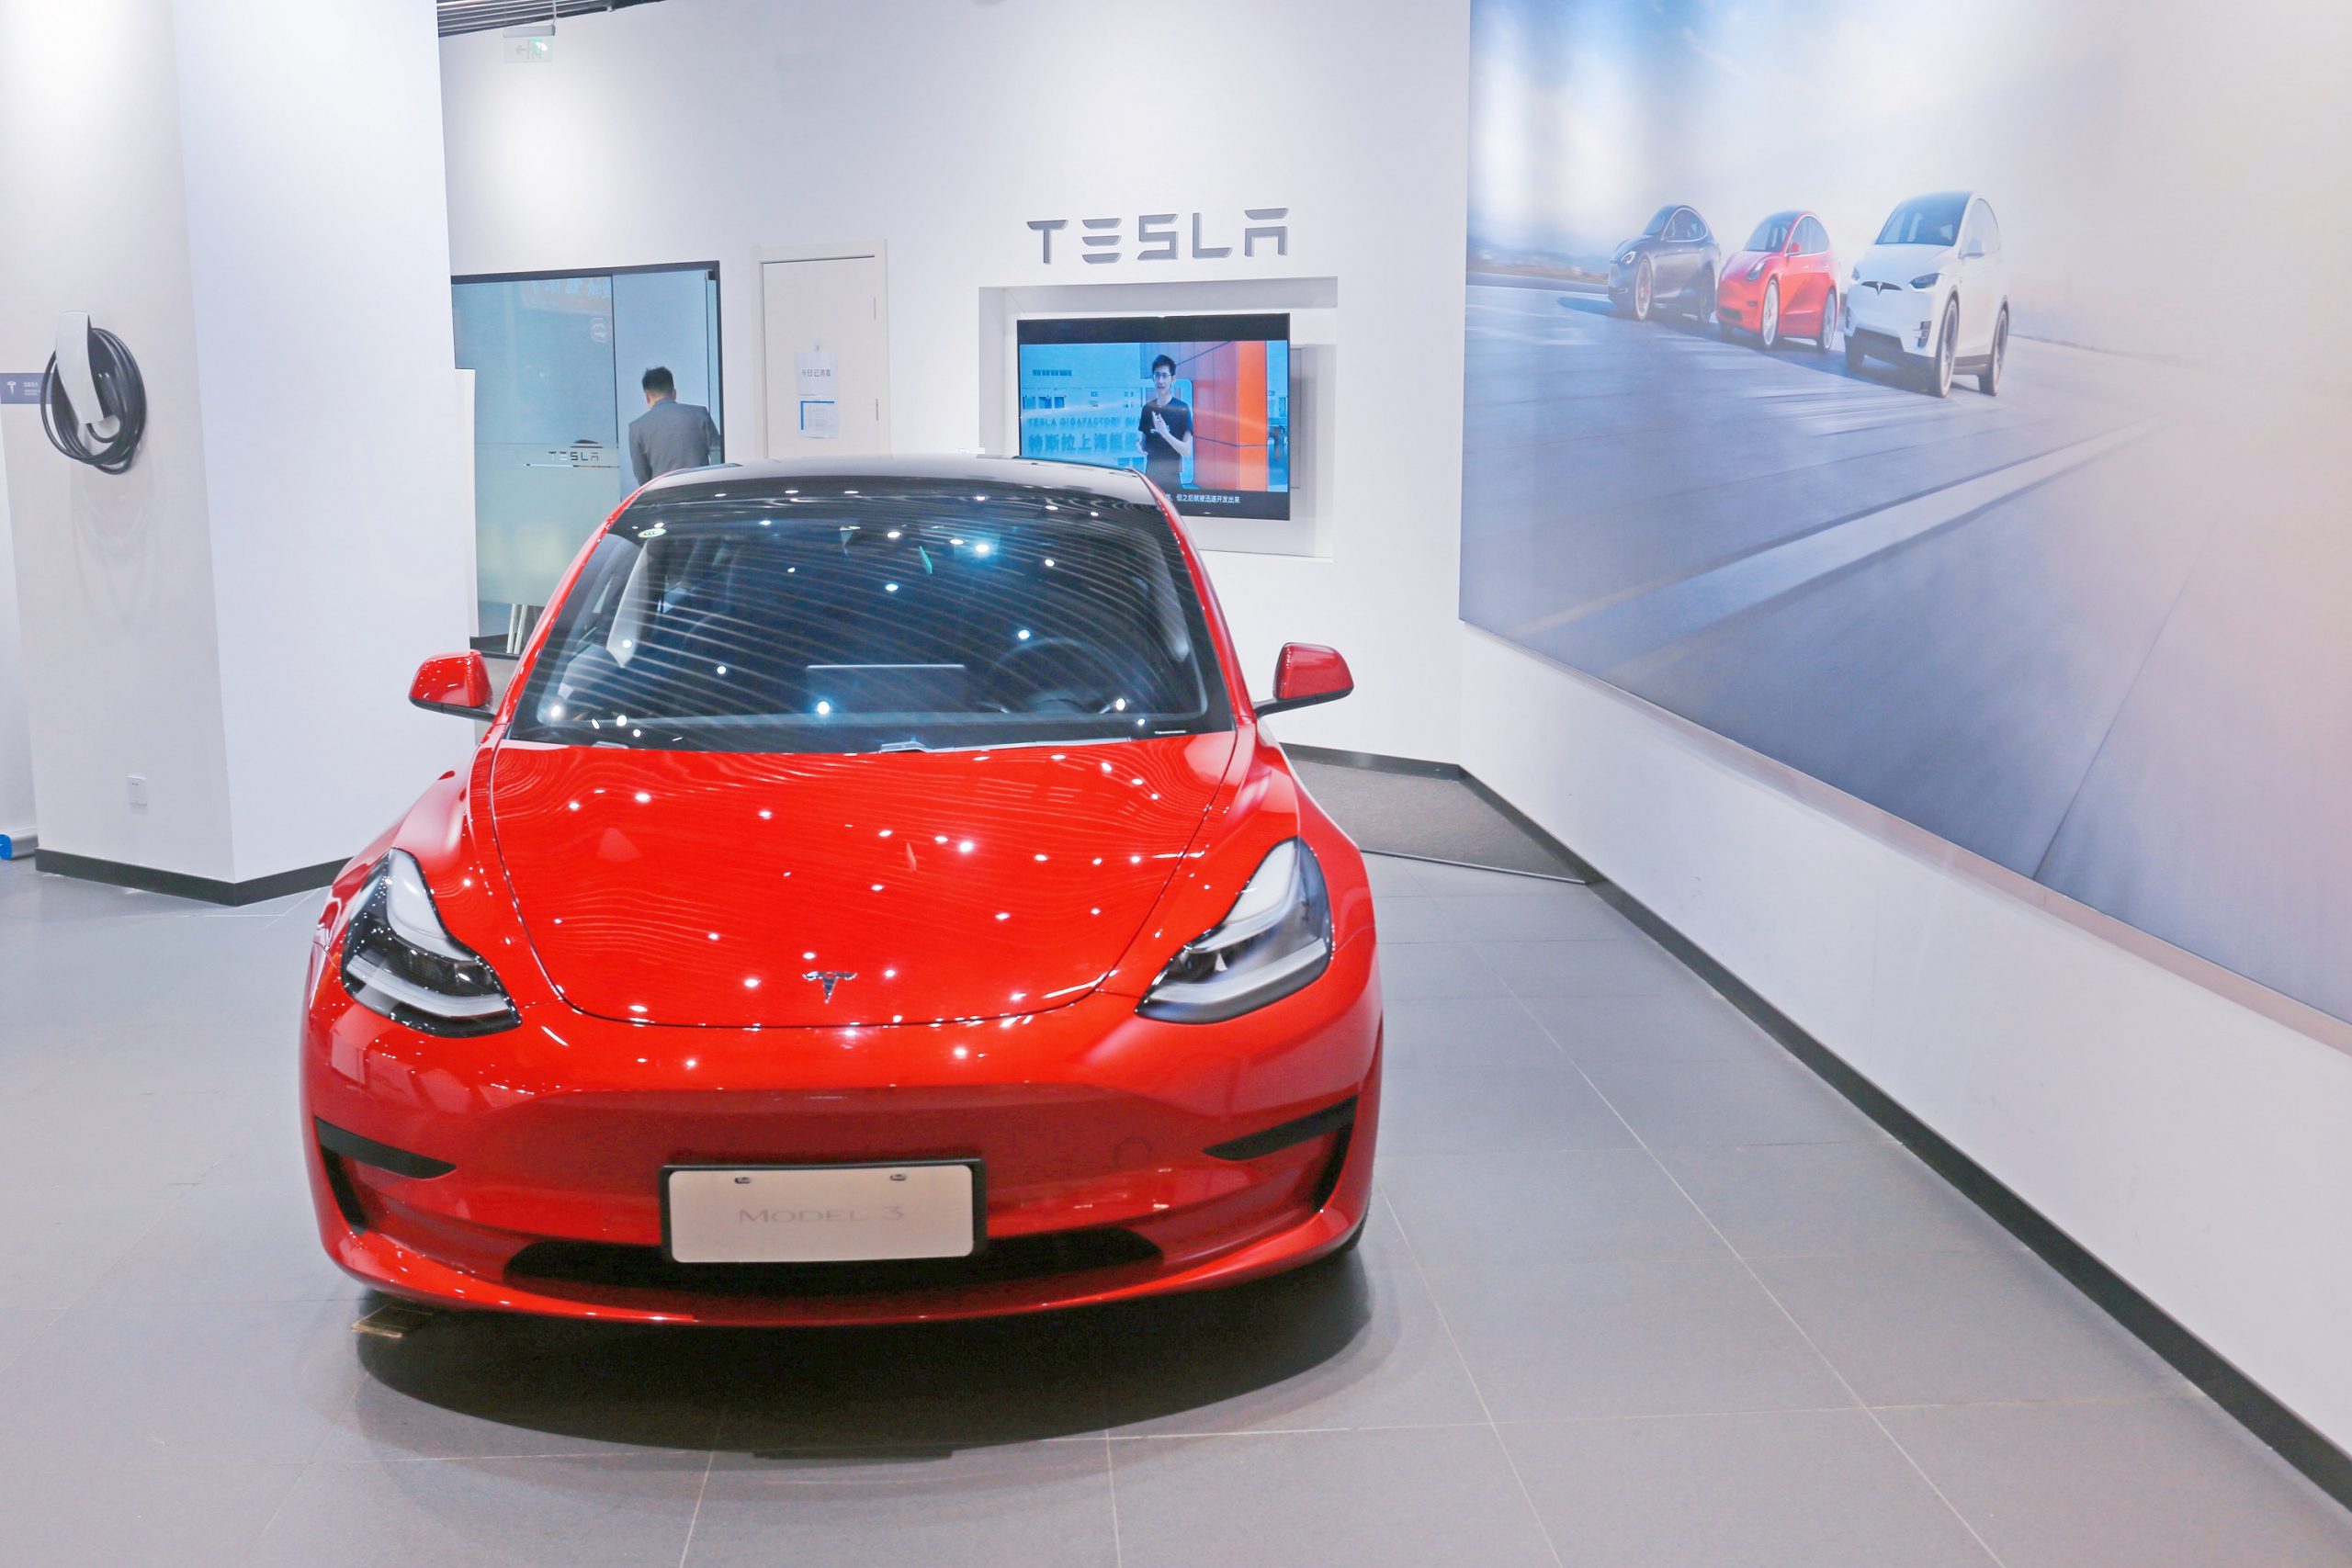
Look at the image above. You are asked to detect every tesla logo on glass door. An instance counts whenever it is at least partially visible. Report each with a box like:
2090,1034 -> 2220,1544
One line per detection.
1026,209 -> 1289,265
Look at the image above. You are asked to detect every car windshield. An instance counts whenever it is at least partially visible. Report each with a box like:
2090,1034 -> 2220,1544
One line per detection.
1743,215 -> 1795,252
1874,195 -> 1966,247
510,479 -> 1232,753
1640,206 -> 1676,238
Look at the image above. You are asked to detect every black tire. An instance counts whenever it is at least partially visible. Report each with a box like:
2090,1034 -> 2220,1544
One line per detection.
1978,308 -> 2007,395
1815,290 -> 1838,352
1758,279 -> 1781,349
1926,299 -> 1957,398
1845,335 -> 1867,374
1688,269 -> 1714,323
1631,259 -> 1654,322
1718,318 -> 1736,340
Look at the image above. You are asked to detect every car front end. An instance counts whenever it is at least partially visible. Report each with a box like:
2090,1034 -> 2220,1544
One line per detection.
1604,240 -> 1650,308
298,464 -> 1382,1325
1714,253 -> 1773,333
1846,234 -> 1960,370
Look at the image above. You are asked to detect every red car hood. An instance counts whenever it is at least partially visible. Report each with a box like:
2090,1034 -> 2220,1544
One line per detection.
485,733 -> 1238,1028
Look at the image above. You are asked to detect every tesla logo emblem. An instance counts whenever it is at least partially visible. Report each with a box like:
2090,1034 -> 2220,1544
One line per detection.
803,970 -> 856,1002
1026,208 -> 1289,265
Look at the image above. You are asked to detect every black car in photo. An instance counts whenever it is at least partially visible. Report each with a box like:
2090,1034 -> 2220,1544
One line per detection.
1608,205 -> 1721,323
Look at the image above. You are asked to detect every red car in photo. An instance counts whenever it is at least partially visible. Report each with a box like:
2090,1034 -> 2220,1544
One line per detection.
300,457 -> 1381,1325
1716,210 -> 1840,351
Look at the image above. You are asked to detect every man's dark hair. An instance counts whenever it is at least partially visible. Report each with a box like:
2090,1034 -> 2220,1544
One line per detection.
1151,355 -> 1176,376
641,366 -> 676,396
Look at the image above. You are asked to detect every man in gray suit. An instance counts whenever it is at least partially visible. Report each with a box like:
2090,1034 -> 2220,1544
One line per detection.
628,366 -> 721,485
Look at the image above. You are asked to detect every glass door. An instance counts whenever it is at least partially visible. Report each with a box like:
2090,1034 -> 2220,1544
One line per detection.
453,261 -> 723,648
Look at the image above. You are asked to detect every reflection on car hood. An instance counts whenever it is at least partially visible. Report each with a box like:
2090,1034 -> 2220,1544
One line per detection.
1855,243 -> 1953,283
485,733 -> 1238,1027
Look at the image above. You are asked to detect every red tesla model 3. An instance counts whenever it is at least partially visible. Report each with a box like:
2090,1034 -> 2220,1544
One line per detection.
299,457 -> 1381,1325
1715,209 -> 1840,351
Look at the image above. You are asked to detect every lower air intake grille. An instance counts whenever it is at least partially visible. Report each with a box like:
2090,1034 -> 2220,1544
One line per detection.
505,1227 -> 1160,1298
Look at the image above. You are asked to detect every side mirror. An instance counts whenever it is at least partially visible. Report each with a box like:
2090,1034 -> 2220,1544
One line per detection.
1255,643 -> 1352,717
409,651 -> 494,720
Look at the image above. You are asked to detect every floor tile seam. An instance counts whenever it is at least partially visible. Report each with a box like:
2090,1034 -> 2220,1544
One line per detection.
1611,1092 -> 2014,1567
1103,1420 -> 1499,1441
1378,1186 -> 1571,1568
1102,1428 -> 1125,1568
1715,1243 -> 2027,1264
1483,1404 -> 1886,1429
1439,930 -> 1632,946
74,1293 -> 374,1315
674,1446 -> 718,1568
228,1455 -> 314,1568
1863,1388 -> 2212,1416
1521,996 -> 2012,1565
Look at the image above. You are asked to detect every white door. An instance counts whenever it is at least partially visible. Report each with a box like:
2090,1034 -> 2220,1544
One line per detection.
762,250 -> 889,457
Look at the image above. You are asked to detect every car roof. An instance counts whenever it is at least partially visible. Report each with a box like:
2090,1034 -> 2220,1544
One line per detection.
636,455 -> 1162,508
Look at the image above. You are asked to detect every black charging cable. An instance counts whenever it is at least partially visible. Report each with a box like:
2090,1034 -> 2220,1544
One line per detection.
40,327 -> 148,475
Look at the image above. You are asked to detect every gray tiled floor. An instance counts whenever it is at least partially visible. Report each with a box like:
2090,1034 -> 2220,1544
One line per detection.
2,852 -> 2348,1566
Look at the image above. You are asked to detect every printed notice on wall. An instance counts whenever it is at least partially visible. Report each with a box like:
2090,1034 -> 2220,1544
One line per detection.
795,351 -> 840,438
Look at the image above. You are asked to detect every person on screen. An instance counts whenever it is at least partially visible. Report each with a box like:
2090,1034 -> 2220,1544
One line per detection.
628,366 -> 721,485
1137,354 -> 1193,493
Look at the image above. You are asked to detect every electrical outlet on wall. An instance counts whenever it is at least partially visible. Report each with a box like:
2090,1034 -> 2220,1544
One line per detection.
127,775 -> 148,811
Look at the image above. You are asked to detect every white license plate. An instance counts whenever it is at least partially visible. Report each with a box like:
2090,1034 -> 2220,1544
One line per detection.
663,1162 -> 978,1264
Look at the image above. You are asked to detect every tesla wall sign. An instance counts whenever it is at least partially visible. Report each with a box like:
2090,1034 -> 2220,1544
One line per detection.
1026,208 -> 1289,265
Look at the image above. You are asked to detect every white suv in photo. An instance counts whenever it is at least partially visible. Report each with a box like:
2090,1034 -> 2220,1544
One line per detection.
1844,191 -> 2010,398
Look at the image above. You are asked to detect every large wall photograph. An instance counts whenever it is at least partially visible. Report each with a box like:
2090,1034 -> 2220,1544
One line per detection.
1463,0 -> 2352,1022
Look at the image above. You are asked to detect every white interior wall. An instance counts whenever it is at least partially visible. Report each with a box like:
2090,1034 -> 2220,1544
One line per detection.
435,0 -> 1471,762
0,0 -> 471,886
0,434 -> 34,841
171,0 -> 474,880
0,0 -> 239,881
1462,628 -> 2352,1453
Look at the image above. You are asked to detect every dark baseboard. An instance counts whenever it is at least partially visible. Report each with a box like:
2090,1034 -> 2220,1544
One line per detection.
1556,839 -> 2352,1507
33,848 -> 344,907
1284,743 -> 1465,780
1300,742 -> 2352,1502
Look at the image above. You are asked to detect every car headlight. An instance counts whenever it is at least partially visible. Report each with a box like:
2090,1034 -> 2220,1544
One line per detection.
1909,272 -> 1942,290
1620,251 -> 1639,266
1138,839 -> 1332,1023
339,851 -> 519,1036
1746,259 -> 1767,281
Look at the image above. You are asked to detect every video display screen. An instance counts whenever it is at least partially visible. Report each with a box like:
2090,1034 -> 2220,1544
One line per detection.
1017,313 -> 1291,520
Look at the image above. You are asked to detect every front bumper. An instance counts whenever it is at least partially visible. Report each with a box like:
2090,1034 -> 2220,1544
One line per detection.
300,934 -> 1383,1325
1846,283 -> 1936,353
1716,273 -> 1766,332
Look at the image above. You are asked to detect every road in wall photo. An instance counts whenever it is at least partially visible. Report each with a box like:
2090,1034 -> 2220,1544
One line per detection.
1462,0 -> 2352,1023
